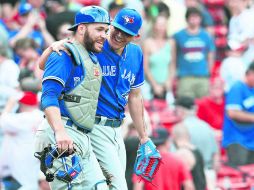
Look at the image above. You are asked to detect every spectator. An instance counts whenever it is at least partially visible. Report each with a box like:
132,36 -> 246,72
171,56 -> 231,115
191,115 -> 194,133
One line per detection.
0,91 -> 43,190
9,3 -> 54,52
0,43 -> 19,114
220,0 -> 254,92
56,22 -> 73,41
174,96 -> 220,187
27,0 -> 46,15
184,0 -> 214,33
142,14 -> 172,100
0,23 -> 12,59
133,127 -> 194,190
227,0 -> 254,66
162,0 -> 214,36
222,62 -> 254,166
162,0 -> 186,36
196,77 -> 225,132
14,38 -> 42,93
170,7 -> 215,99
108,1 -> 125,19
140,0 -> 169,42
0,43 -> 20,188
219,52 -> 246,93
0,0 -> 18,24
172,123 -> 207,190
142,0 -> 170,20
45,0 -> 76,40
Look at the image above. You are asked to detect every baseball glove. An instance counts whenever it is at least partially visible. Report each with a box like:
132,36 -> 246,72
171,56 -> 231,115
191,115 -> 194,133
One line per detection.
134,139 -> 162,182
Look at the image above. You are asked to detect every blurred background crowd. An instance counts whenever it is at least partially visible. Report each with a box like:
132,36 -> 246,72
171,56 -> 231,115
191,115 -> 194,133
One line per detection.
1,0 -> 254,189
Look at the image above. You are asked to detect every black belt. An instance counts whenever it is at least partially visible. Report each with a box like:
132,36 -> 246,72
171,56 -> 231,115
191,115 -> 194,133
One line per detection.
95,116 -> 122,128
66,119 -> 90,134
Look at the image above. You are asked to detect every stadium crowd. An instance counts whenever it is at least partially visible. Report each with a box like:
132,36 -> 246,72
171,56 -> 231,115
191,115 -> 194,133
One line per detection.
0,0 -> 254,189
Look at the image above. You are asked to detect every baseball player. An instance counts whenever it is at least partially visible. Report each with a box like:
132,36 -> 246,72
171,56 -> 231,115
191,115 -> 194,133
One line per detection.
38,8 -> 159,190
35,6 -> 110,190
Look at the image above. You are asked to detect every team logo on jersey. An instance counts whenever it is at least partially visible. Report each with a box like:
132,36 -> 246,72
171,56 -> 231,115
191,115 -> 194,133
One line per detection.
122,15 -> 134,24
94,67 -> 100,77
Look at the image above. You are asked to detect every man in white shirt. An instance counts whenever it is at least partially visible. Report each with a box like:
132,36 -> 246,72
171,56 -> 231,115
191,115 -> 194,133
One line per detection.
0,44 -> 20,113
0,91 -> 44,190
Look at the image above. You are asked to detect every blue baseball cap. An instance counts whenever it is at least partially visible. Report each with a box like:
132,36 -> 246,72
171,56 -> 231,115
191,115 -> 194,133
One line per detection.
18,3 -> 33,16
68,6 -> 110,31
111,8 -> 142,36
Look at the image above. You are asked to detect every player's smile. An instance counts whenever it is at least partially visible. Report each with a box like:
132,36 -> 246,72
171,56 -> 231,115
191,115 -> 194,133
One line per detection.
110,28 -> 135,52
95,39 -> 105,49
113,35 -> 124,44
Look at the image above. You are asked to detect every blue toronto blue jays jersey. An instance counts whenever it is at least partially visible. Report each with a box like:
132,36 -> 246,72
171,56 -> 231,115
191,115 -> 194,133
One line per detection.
41,40 -> 144,120
95,40 -> 144,119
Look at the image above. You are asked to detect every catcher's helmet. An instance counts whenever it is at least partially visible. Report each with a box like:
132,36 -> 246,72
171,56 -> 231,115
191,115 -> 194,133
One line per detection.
111,8 -> 142,36
68,6 -> 110,31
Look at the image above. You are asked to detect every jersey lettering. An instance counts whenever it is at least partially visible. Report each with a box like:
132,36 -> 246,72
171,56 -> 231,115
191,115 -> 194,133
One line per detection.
121,69 -> 136,85
102,66 -> 116,76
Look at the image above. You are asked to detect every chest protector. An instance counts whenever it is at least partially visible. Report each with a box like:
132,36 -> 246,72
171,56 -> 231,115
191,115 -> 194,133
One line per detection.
61,41 -> 102,131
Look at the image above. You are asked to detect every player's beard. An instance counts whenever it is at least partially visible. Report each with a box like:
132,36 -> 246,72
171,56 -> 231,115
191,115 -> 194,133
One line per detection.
83,28 -> 100,53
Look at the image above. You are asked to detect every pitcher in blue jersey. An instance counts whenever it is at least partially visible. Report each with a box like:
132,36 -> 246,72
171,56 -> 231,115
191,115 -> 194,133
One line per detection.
38,8 -> 156,190
35,6 -> 110,190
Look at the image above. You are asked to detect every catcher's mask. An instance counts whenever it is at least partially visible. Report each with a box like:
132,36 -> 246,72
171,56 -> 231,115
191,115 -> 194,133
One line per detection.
34,144 -> 83,184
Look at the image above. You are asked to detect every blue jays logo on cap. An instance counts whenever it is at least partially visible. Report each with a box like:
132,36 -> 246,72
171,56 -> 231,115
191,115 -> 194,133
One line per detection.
112,8 -> 142,36
122,16 -> 134,24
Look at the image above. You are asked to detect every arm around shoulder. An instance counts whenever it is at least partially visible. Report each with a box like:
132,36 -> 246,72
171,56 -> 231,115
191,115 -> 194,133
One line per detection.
38,38 -> 71,70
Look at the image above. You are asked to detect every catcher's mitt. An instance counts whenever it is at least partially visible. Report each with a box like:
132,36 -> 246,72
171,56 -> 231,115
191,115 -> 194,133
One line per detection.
134,139 -> 162,182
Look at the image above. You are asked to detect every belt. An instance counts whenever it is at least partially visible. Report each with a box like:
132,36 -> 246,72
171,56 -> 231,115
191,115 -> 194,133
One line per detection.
66,119 -> 90,134
95,116 -> 122,128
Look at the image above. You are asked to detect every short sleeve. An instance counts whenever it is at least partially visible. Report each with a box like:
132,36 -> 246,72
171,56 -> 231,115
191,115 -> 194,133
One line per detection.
226,82 -> 243,110
131,49 -> 144,89
207,33 -> 216,52
42,51 -> 73,86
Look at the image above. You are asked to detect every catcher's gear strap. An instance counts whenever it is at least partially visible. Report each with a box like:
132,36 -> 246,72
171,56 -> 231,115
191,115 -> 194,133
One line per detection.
59,94 -> 81,103
59,41 -> 102,132
134,139 -> 162,182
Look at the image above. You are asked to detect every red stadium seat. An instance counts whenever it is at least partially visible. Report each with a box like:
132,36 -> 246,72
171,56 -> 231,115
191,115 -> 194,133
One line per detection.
217,177 -> 251,190
217,165 -> 242,179
214,25 -> 228,37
